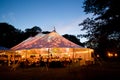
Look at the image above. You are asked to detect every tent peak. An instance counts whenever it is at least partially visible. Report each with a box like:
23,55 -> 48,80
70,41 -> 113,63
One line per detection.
52,26 -> 56,32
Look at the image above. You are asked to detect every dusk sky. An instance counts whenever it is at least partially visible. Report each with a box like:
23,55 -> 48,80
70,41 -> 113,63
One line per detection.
0,0 -> 92,42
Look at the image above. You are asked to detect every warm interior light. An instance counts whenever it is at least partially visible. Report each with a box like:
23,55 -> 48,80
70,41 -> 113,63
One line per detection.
114,53 -> 118,57
108,52 -> 113,57
22,55 -> 25,58
97,54 -> 99,57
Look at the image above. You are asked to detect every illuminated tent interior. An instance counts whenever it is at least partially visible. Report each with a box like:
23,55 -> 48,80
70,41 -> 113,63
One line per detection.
0,46 -> 16,66
10,31 -> 94,65
0,46 -> 10,56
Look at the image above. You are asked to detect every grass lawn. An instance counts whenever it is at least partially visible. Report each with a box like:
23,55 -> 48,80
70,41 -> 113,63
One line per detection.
0,61 -> 120,80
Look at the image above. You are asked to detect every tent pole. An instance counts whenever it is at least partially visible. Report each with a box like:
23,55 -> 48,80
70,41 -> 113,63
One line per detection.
47,48 -> 50,69
8,53 -> 10,66
12,52 -> 15,65
73,48 -> 74,62
48,48 -> 49,58
25,50 -> 27,60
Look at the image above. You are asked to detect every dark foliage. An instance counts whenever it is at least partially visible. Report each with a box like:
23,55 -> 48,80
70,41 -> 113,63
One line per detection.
79,0 -> 120,59
0,23 -> 24,48
0,23 -> 43,48
63,34 -> 84,47
42,31 -> 51,34
25,26 -> 42,37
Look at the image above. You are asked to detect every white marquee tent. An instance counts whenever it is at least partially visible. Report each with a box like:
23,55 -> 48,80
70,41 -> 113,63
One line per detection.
10,31 -> 94,65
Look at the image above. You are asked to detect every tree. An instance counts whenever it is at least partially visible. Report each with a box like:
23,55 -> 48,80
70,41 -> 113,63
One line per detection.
0,23 -> 24,48
63,34 -> 84,47
25,26 -> 42,37
42,31 -> 50,34
79,0 -> 120,59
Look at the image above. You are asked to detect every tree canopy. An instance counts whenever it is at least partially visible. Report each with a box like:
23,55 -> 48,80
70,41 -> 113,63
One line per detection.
79,0 -> 120,58
63,34 -> 84,47
0,23 -> 42,48
0,23 -> 24,48
25,26 -> 42,37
